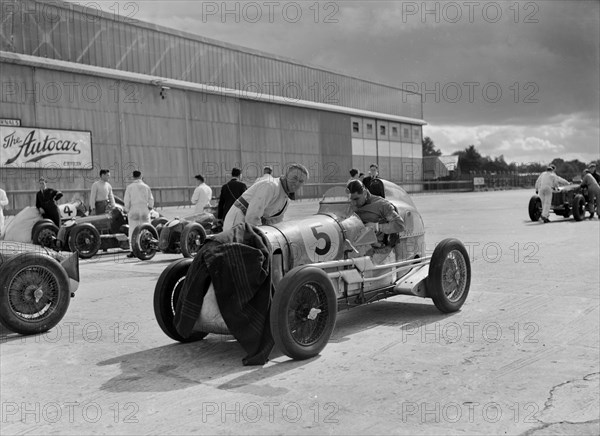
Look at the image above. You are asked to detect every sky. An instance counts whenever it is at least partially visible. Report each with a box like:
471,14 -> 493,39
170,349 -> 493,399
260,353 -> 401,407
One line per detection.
70,0 -> 599,165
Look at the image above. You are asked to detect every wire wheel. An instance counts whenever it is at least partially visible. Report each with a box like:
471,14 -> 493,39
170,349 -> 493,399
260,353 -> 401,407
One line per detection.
287,282 -> 330,346
428,238 -> 471,313
8,266 -> 59,321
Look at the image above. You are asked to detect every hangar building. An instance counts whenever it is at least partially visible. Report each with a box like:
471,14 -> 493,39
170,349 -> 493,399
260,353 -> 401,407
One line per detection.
0,0 -> 425,210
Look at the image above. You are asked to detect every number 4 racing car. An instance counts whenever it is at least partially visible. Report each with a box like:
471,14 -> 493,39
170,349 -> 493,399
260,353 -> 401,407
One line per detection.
154,180 -> 472,360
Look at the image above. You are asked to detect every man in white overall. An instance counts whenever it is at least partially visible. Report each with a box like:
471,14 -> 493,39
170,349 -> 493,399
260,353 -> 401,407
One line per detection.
223,163 -> 309,231
124,170 -> 154,257
534,164 -> 569,223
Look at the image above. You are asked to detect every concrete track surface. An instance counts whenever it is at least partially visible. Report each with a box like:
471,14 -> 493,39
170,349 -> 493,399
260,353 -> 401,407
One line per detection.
1,189 -> 599,435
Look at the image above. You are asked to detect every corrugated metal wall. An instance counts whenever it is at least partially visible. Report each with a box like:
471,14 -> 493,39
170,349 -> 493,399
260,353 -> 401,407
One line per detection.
0,0 -> 422,120
0,62 -> 353,209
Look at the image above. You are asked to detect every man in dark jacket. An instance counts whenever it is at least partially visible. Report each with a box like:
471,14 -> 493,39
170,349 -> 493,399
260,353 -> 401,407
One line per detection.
217,167 -> 247,221
35,177 -> 63,227
362,163 -> 385,197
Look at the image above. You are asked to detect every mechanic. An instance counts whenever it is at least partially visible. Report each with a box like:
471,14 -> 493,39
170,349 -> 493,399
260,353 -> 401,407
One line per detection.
581,169 -> 600,218
362,163 -> 385,197
588,162 -> 600,184
89,169 -> 116,215
0,186 -> 8,237
223,163 -> 309,231
124,170 -> 154,257
347,180 -> 405,247
534,164 -> 569,223
191,173 -> 212,214
36,177 -> 63,227
217,167 -> 247,221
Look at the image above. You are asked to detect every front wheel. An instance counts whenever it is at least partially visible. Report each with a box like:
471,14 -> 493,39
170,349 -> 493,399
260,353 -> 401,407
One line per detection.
528,196 -> 541,221
0,253 -> 71,335
572,194 -> 585,221
427,238 -> 471,313
153,258 -> 208,342
270,266 -> 337,360
68,223 -> 101,259
131,223 -> 158,260
180,223 -> 206,258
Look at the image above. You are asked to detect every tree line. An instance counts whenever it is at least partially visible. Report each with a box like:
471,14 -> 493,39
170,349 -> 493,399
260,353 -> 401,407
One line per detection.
422,137 -> 599,181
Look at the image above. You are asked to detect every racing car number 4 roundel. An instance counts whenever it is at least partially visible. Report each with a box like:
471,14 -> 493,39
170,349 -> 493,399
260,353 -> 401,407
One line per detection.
298,221 -> 340,262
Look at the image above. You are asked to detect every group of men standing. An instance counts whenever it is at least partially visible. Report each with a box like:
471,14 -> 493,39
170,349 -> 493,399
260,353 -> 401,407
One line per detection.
191,164 -> 308,232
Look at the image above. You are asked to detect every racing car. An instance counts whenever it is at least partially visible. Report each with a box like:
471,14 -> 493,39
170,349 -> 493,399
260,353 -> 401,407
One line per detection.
130,212 -> 219,260
154,180 -> 471,360
0,241 -> 79,335
528,184 -> 595,222
56,205 -> 162,259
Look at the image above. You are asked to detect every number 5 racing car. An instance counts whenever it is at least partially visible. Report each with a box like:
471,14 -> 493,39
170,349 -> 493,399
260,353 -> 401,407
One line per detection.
154,180 -> 472,360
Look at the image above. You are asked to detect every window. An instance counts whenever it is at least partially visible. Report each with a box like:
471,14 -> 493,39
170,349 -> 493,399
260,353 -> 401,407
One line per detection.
352,122 -> 360,133
366,123 -> 373,134
403,128 -> 410,140
392,126 -> 398,137
379,125 -> 386,135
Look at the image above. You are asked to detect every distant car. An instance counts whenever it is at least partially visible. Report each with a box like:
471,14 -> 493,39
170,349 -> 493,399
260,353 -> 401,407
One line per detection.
154,180 -> 472,360
0,241 -> 79,335
130,212 -> 220,260
529,184 -> 595,222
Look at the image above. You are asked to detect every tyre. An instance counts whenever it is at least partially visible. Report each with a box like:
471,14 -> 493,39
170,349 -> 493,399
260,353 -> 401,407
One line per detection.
151,217 -> 169,237
528,196 -> 542,221
31,221 -> 59,248
68,223 -> 101,259
131,223 -> 158,260
180,223 -> 207,258
0,253 -> 71,335
270,266 -> 337,360
153,258 -> 208,342
427,238 -> 471,313
572,194 -> 585,221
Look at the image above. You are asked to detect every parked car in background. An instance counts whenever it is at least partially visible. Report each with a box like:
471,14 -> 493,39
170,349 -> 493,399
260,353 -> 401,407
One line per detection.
529,184 -> 595,222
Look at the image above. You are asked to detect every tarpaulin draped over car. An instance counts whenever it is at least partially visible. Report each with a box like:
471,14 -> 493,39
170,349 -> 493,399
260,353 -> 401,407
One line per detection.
174,223 -> 274,365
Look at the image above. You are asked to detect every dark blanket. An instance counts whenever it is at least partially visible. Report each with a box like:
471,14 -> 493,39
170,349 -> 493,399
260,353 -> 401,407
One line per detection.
174,223 -> 274,365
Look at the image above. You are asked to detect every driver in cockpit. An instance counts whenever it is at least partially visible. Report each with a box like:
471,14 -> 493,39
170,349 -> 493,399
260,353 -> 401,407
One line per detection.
347,180 -> 405,248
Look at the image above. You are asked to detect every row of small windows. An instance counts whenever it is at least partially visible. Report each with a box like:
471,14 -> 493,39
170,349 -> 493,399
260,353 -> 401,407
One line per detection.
352,119 -> 418,141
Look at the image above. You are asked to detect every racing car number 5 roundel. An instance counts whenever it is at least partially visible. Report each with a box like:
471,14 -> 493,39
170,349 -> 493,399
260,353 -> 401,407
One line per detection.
299,222 -> 340,262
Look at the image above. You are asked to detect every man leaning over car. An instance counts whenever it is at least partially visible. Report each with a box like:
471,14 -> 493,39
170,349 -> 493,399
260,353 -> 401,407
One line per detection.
534,164 -> 569,223
347,180 -> 405,248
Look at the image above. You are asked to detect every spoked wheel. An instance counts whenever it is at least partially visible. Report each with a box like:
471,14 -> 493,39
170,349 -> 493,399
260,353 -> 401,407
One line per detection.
528,196 -> 542,221
0,253 -> 71,335
131,223 -> 158,260
427,238 -> 471,313
180,223 -> 206,258
153,258 -> 208,342
68,224 -> 101,259
270,266 -> 337,360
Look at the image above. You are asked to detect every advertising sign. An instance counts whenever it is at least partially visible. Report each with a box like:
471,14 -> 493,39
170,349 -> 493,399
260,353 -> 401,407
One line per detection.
1,126 -> 92,168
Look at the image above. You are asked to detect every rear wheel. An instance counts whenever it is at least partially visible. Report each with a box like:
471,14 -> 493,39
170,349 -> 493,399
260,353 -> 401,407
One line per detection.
572,194 -> 586,221
131,223 -> 158,260
68,224 -> 101,259
151,217 -> 169,237
528,196 -> 542,221
0,253 -> 71,335
153,258 -> 208,342
270,266 -> 337,360
180,223 -> 206,258
32,221 -> 59,248
427,238 -> 471,313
